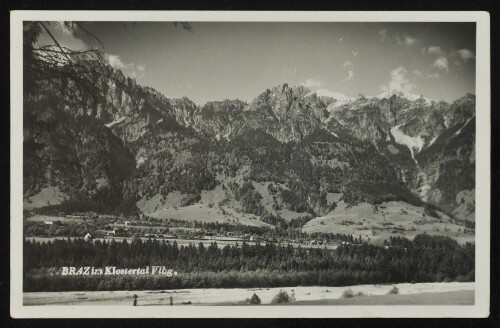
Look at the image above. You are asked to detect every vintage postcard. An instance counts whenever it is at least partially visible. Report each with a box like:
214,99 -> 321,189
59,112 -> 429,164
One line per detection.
10,11 -> 490,318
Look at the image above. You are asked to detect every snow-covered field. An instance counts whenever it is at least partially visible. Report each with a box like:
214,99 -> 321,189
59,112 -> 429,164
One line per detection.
23,282 -> 474,306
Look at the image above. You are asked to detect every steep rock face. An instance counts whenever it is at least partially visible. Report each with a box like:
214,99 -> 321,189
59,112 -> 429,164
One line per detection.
240,84 -> 329,143
23,64 -> 183,212
415,116 -> 475,220
442,94 -> 476,128
162,96 -> 199,127
329,93 -> 455,152
322,91 -> 475,220
192,99 -> 247,140
23,62 -> 475,221
23,101 -> 136,212
91,69 -> 144,121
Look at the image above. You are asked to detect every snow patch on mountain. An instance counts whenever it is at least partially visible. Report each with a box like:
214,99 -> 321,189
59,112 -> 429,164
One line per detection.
307,89 -> 350,101
307,89 -> 358,109
136,156 -> 146,168
105,116 -> 126,128
390,125 -> 425,163
375,90 -> 422,101
453,117 -> 473,138
427,135 -> 439,148
331,99 -> 356,109
373,89 -> 432,105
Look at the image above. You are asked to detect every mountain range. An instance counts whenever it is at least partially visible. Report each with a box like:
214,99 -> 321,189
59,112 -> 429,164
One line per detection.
23,64 -> 475,223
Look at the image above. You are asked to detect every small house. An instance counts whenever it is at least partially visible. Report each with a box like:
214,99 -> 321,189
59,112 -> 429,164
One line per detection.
108,228 -> 128,237
249,236 -> 261,242
84,233 -> 93,241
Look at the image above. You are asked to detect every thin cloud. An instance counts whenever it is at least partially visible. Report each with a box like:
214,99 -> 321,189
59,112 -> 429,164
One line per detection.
403,35 -> 417,46
451,48 -> 476,65
301,78 -> 322,88
422,46 -> 445,56
343,61 -> 353,69
381,66 -> 415,93
343,60 -> 355,82
413,70 -> 440,79
378,29 -> 416,47
105,54 -> 146,79
378,29 -> 390,42
433,57 -> 449,73
413,70 -> 424,78
345,70 -> 355,82
314,89 -> 349,101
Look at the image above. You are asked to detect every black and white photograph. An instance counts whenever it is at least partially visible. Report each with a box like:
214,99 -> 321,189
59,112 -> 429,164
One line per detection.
10,11 -> 490,318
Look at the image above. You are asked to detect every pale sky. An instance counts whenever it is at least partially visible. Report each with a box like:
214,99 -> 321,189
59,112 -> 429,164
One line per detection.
38,22 -> 476,105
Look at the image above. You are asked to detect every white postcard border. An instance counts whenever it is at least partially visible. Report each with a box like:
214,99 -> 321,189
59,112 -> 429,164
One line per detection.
10,10 -> 490,318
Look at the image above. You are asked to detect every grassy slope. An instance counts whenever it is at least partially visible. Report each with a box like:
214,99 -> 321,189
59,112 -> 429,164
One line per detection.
23,187 -> 68,209
136,182 -> 269,226
136,187 -> 474,244
147,203 -> 270,227
303,197 -> 474,244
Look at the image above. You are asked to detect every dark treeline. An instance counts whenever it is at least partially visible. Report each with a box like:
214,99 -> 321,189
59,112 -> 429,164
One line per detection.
32,196 -> 140,218
342,181 -> 425,208
260,213 -> 314,230
166,216 -> 317,236
24,234 -> 474,292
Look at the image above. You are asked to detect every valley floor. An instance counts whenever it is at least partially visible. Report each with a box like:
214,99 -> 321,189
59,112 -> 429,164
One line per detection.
23,282 -> 474,306
24,236 -> 340,250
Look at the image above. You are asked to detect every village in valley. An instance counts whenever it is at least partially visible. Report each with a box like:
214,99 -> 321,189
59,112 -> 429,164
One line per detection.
24,211 -> 350,250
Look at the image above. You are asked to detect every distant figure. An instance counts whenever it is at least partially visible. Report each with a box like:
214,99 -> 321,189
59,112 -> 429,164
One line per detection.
133,294 -> 138,306
170,296 -> 173,306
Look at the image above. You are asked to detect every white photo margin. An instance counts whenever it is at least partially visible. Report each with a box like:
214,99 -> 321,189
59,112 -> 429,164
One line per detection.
10,10 -> 491,318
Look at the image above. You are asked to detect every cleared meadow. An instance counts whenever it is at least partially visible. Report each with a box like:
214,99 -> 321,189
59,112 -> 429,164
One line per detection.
23,282 -> 474,306
303,199 -> 474,244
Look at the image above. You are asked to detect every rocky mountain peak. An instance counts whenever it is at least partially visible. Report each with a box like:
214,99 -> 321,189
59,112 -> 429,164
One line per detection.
375,89 -> 424,101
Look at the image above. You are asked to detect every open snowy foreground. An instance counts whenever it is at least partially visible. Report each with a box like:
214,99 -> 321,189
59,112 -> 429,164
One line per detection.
23,282 -> 474,306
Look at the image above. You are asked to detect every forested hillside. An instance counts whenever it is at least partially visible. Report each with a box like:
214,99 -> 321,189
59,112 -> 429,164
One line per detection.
23,22 -> 476,236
